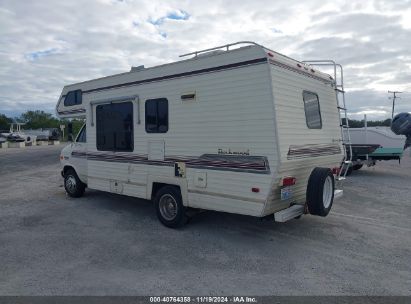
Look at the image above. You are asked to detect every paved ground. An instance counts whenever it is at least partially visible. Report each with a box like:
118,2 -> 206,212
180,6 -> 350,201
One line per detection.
0,145 -> 410,295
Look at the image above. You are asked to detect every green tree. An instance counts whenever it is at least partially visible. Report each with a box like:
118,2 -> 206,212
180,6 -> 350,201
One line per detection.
19,110 -> 60,129
347,119 -> 362,128
71,119 -> 85,137
0,113 -> 12,131
348,118 -> 392,128
60,118 -> 85,141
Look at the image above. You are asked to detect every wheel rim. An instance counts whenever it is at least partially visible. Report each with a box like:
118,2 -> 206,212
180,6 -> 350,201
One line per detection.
65,175 -> 77,193
323,176 -> 333,209
159,194 -> 178,221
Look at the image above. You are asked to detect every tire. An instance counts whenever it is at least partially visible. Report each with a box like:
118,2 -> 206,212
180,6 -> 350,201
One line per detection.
64,168 -> 85,198
154,186 -> 187,228
306,167 -> 335,217
353,164 -> 363,170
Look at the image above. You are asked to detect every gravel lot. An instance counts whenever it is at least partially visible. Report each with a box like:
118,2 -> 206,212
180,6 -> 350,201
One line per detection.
0,145 -> 410,295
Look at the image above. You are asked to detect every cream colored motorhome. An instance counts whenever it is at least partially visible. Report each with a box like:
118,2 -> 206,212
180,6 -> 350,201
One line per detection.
57,42 -> 349,228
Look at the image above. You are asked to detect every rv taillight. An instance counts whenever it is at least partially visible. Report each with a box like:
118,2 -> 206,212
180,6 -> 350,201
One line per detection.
282,177 -> 296,186
332,167 -> 340,175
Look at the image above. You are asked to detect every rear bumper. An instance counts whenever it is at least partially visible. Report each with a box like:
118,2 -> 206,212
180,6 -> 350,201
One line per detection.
274,205 -> 304,222
274,189 -> 343,222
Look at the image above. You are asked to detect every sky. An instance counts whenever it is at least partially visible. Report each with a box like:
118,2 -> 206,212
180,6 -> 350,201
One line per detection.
1,0 -> 411,120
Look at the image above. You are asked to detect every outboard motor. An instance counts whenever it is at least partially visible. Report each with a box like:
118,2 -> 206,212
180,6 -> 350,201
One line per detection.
391,112 -> 411,149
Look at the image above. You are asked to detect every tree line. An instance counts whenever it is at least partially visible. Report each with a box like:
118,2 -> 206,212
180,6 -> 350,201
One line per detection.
347,118 -> 391,128
0,110 -> 84,140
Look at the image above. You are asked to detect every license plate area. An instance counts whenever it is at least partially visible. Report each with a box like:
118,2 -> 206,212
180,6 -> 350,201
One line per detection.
280,186 -> 292,200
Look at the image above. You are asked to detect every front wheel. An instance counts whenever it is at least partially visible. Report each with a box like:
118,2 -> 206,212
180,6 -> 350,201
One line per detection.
64,168 -> 86,198
306,167 -> 335,217
154,186 -> 187,228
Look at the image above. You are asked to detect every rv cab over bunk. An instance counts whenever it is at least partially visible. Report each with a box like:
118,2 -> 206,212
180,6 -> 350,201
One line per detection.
57,41 -> 347,228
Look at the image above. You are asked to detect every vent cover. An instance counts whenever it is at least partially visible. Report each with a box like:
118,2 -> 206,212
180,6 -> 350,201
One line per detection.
181,91 -> 196,102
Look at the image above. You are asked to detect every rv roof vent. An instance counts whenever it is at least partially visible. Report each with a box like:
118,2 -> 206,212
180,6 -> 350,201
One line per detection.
130,65 -> 145,72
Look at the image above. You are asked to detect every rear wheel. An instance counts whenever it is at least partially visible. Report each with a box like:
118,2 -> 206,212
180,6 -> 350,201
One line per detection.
154,186 -> 187,228
64,168 -> 85,198
306,167 -> 335,217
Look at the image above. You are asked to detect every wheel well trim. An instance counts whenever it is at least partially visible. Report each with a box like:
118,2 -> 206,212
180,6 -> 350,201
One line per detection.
62,164 -> 87,184
63,165 -> 77,176
147,175 -> 189,206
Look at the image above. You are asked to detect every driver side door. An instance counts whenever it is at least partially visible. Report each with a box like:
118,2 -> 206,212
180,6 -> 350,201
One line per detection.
72,124 -> 87,184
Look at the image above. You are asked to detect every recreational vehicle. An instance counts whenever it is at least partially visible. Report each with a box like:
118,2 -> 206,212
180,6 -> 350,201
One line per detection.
56,41 -> 349,228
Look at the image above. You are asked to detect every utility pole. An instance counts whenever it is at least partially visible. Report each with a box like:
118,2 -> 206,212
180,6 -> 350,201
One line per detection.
388,90 -> 402,124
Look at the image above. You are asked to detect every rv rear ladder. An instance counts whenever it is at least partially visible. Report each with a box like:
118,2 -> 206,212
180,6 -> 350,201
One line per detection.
302,60 -> 352,180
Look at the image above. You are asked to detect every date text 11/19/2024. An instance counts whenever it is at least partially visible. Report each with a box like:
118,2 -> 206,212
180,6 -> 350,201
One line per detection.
149,296 -> 257,303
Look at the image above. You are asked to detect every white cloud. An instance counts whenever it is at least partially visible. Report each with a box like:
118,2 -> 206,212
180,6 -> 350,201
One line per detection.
0,0 -> 410,119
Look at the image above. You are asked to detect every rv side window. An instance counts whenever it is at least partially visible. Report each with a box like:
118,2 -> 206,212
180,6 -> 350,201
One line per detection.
96,102 -> 133,151
303,91 -> 322,129
145,98 -> 168,133
64,90 -> 82,106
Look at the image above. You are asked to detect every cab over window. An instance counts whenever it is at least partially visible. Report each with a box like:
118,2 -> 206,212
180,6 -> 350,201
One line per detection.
64,90 -> 82,106
145,98 -> 168,133
303,91 -> 322,129
96,102 -> 133,151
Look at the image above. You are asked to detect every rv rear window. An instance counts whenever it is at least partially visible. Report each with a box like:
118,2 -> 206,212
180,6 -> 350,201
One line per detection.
145,98 -> 168,133
96,102 -> 133,151
64,90 -> 82,106
303,91 -> 322,129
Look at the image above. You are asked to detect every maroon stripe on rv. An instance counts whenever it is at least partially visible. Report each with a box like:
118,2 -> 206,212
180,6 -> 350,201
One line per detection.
60,57 -> 268,99
58,109 -> 86,115
287,144 -> 341,159
71,151 -> 269,173
269,59 -> 333,83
